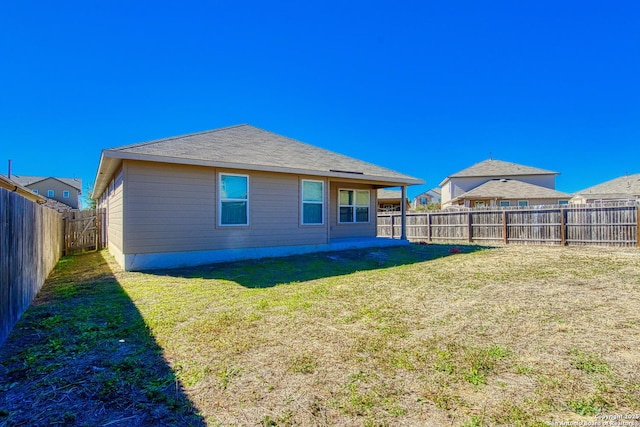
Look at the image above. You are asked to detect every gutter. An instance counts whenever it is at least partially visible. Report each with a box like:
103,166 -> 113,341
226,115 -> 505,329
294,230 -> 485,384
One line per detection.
0,175 -> 47,204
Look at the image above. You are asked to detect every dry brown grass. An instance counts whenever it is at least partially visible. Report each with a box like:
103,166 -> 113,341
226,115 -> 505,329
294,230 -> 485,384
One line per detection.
2,244 -> 640,426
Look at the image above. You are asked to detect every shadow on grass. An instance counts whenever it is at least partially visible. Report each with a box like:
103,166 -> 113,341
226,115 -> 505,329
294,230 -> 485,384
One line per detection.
0,252 -> 205,427
150,243 -> 490,288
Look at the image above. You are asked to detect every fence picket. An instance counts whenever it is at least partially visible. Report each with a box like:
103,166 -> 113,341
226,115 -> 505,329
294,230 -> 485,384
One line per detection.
378,203 -> 639,247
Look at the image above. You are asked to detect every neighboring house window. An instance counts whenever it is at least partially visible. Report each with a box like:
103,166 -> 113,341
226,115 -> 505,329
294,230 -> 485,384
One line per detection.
219,173 -> 249,226
301,180 -> 324,225
518,200 -> 529,207
339,189 -> 370,223
420,197 -> 427,204
63,190 -> 70,198
47,190 -> 54,197
33,189 -> 39,195
500,201 -> 510,207
559,200 -> 569,205
474,201 -> 486,208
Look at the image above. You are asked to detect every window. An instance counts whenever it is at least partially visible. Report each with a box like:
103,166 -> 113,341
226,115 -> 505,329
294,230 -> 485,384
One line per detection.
219,173 -> 249,226
339,189 -> 370,223
500,200 -> 510,207
47,190 -> 54,197
301,180 -> 324,225
33,189 -> 39,195
559,200 -> 569,205
63,190 -> 70,198
518,200 -> 529,207
420,197 -> 427,204
474,201 -> 486,207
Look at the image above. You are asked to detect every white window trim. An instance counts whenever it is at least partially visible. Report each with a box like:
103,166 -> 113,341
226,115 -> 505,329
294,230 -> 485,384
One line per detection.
301,179 -> 324,225
63,190 -> 70,198
338,188 -> 370,224
47,190 -> 54,197
218,173 -> 249,227
518,200 -> 529,207
499,200 -> 510,207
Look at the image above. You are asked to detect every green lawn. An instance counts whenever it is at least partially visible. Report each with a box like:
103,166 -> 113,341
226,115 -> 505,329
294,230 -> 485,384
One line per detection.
1,244 -> 639,426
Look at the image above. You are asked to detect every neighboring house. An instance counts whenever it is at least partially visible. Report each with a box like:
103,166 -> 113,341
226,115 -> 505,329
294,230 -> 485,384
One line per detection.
0,175 -> 47,205
571,173 -> 640,204
439,159 -> 570,208
412,188 -> 441,209
377,189 -> 411,212
1,175 -> 82,209
92,124 -> 423,271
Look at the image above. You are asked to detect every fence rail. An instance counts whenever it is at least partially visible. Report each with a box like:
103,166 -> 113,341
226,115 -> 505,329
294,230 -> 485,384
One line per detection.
63,209 -> 105,255
1,187 -> 64,346
378,203 -> 640,247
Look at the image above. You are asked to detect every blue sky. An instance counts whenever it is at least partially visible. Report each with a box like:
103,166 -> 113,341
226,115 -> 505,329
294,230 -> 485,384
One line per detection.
2,1 -> 639,202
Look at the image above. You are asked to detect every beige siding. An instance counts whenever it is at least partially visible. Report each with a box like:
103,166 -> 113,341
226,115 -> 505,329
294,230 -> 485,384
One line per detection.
329,181 -> 378,239
107,170 -> 124,253
122,161 -> 329,254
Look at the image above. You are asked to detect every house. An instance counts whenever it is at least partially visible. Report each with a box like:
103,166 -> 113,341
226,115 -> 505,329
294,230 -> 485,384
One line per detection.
91,124 -> 423,271
377,189 -> 411,212
0,175 -> 48,205
571,173 -> 640,204
412,188 -> 441,209
439,159 -> 570,208
0,175 -> 82,209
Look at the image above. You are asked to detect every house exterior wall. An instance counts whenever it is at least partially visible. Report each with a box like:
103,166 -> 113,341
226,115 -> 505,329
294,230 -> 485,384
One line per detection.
465,197 -> 569,208
329,181 -> 378,239
26,178 -> 81,209
121,160 -> 331,255
442,175 -> 557,207
98,169 -> 125,266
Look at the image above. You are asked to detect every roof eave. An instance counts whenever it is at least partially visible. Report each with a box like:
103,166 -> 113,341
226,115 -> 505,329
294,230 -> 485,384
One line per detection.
92,150 -> 423,197
0,176 -> 48,204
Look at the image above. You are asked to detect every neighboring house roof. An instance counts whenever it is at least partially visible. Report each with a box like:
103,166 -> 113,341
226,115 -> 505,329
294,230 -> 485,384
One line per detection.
42,197 -> 75,212
415,188 -> 441,198
93,124 -> 423,198
377,189 -> 402,200
0,175 -> 47,204
573,173 -> 640,200
452,179 -> 571,202
440,159 -> 559,186
1,175 -> 83,191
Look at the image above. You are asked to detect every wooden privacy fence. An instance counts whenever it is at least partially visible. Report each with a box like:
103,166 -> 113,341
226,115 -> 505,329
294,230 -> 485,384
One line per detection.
378,203 -> 640,247
63,209 -> 105,255
0,187 -> 64,347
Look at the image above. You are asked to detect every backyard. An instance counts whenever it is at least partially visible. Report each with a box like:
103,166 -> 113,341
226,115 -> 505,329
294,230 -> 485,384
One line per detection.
0,244 -> 639,426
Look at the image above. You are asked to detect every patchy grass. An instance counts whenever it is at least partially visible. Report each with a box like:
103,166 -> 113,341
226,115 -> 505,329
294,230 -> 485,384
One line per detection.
1,244 -> 640,426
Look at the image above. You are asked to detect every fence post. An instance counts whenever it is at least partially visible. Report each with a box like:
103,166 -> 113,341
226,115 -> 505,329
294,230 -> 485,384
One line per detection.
63,215 -> 69,256
560,207 -> 567,246
390,215 -> 395,239
427,213 -> 432,242
502,210 -> 508,244
468,211 -> 473,243
637,206 -> 640,247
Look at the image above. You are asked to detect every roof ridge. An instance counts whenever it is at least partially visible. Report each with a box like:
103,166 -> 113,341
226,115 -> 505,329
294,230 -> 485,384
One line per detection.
109,124 -> 250,151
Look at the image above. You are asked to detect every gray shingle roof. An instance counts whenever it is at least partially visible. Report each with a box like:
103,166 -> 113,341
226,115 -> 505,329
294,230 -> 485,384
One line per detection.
377,189 -> 402,200
454,179 -> 571,201
0,175 -> 82,191
94,124 -> 422,198
445,159 -> 559,181
574,173 -> 640,199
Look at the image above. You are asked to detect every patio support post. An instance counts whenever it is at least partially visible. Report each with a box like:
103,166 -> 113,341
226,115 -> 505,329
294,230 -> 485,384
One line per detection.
401,185 -> 407,240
